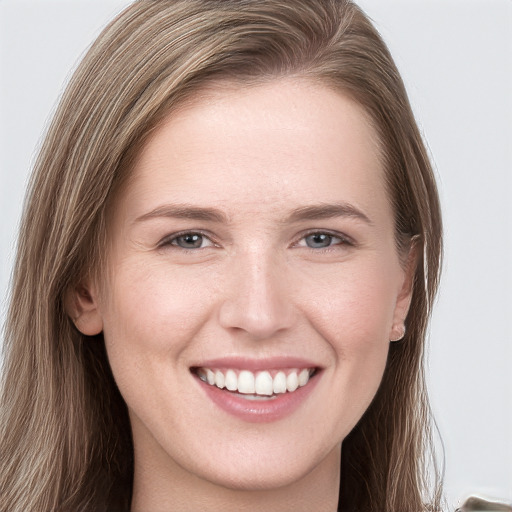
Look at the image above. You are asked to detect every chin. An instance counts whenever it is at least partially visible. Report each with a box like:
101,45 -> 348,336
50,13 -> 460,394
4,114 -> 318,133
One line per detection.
184,435 -> 341,494
197,459 -> 319,493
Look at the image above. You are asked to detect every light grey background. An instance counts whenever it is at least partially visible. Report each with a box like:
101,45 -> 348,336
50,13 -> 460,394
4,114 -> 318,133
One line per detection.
1,0 -> 511,509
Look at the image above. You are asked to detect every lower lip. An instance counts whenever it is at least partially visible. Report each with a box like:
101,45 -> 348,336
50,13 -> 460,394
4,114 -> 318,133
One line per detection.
195,373 -> 320,423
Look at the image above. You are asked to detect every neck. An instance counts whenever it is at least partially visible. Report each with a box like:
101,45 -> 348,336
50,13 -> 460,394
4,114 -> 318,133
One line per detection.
130,439 -> 341,512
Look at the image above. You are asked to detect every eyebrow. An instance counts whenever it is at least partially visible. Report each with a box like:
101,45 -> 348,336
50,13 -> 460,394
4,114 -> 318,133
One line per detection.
285,203 -> 373,225
134,202 -> 372,225
135,204 -> 228,224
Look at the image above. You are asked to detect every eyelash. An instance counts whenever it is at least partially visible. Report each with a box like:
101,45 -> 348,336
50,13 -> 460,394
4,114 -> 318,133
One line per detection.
158,231 -> 216,250
293,230 -> 354,250
158,230 -> 354,251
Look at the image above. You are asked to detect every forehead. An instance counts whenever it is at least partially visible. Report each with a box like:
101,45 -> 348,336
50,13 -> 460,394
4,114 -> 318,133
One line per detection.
119,78 -> 389,225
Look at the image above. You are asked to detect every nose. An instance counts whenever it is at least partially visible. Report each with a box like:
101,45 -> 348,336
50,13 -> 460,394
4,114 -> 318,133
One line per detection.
218,250 -> 295,340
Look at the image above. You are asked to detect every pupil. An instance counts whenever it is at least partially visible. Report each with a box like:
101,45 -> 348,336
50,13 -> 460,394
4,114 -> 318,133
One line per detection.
307,233 -> 331,248
180,234 -> 202,248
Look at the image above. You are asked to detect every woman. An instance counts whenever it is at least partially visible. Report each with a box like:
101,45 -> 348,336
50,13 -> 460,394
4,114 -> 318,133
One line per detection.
0,1 -> 443,511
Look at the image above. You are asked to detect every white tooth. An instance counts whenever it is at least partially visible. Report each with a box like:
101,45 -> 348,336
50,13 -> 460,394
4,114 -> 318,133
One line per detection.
225,369 -> 237,391
255,371 -> 273,396
238,370 -> 255,394
215,370 -> 225,389
206,369 -> 215,385
273,371 -> 287,394
298,369 -> 310,387
286,371 -> 299,392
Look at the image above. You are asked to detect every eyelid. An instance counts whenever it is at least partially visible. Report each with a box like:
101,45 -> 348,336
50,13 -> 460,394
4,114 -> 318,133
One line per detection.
292,229 -> 355,248
156,229 -> 354,250
158,230 -> 218,249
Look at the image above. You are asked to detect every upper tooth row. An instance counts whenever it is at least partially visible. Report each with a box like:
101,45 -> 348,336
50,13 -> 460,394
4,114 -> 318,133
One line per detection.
200,369 -> 311,396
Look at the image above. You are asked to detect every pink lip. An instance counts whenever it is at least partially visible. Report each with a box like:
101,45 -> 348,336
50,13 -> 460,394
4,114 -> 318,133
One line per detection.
191,358 -> 321,423
192,356 -> 320,372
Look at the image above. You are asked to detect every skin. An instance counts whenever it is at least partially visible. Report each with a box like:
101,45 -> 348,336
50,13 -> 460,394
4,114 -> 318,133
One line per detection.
71,79 -> 414,512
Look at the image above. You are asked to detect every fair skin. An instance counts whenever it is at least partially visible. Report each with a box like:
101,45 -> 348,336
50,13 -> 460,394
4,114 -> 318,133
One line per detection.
71,79 -> 414,512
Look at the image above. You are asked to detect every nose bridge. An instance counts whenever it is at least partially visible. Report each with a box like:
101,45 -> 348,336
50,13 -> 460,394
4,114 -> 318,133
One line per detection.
218,244 -> 293,339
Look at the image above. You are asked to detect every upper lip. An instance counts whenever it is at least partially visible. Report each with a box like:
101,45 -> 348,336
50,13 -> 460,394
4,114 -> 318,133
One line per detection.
190,356 -> 322,372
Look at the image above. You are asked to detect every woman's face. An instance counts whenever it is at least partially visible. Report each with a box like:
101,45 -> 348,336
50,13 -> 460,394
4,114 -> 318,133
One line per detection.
78,79 -> 413,492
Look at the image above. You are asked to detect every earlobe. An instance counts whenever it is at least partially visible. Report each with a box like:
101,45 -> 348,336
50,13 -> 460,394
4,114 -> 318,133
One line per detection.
64,282 -> 103,336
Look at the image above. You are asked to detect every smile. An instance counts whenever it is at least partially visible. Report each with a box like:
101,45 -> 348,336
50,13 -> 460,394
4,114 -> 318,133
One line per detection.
191,358 -> 321,422
194,367 -> 315,399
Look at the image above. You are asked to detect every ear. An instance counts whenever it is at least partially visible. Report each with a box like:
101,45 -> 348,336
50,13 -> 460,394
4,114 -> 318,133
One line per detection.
389,240 -> 419,341
64,280 -> 103,336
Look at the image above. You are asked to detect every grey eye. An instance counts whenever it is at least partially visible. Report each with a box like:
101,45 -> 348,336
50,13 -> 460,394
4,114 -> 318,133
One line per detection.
173,233 -> 205,249
304,233 -> 336,248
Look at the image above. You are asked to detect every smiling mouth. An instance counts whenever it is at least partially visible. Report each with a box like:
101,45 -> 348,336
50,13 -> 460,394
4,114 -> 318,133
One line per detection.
192,367 -> 317,400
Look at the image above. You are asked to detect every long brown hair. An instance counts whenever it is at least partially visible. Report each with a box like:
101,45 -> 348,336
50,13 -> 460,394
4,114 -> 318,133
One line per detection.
0,1 -> 443,510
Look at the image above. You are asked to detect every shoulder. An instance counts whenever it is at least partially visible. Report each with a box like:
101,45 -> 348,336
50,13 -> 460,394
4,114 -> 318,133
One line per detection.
456,496 -> 512,512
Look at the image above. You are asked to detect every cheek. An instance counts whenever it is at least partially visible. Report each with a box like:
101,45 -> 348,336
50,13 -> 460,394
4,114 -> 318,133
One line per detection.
298,262 -> 396,428
302,262 -> 398,354
97,262 -> 220,429
99,261 -> 221,389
